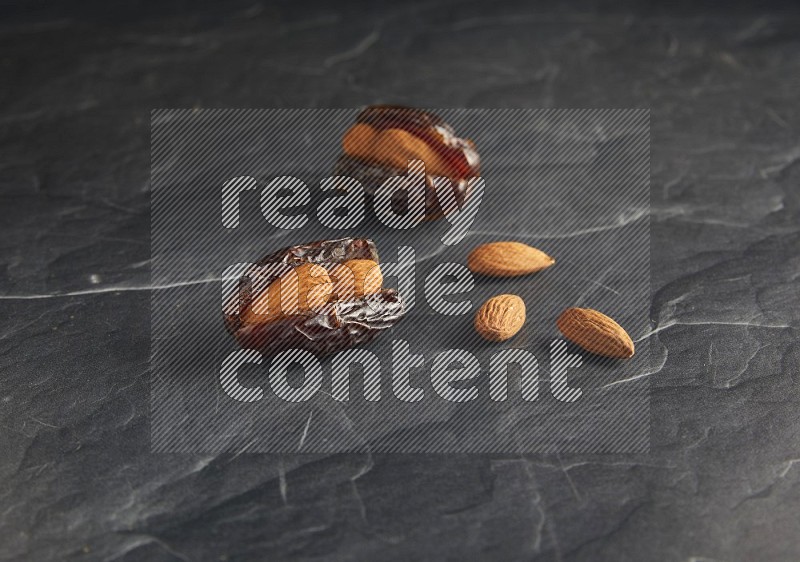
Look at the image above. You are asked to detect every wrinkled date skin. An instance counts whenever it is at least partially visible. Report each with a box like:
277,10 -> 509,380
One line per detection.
224,238 -> 405,356
333,105 -> 480,220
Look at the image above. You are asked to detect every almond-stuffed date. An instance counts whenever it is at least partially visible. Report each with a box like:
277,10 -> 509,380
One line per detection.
223,238 -> 405,356
333,106 -> 480,220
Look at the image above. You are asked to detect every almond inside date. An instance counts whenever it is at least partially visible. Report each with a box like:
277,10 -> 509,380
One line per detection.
329,259 -> 383,300
341,105 -> 479,182
343,123 -> 455,179
242,259 -> 384,324
334,106 -> 481,222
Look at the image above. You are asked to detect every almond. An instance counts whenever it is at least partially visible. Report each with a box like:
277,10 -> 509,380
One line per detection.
474,294 -> 526,342
244,263 -> 333,324
329,259 -> 383,299
556,307 -> 634,359
467,241 -> 555,277
341,123 -> 453,177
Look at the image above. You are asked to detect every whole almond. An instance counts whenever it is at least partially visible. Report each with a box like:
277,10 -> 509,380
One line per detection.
556,307 -> 634,359
467,241 -> 555,277
474,294 -> 526,342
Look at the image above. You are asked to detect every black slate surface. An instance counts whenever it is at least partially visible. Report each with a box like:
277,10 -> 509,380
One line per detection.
1,1 -> 799,560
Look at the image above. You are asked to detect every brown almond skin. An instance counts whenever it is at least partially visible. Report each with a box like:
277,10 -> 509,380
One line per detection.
474,294 -> 526,342
243,263 -> 333,324
329,259 -> 383,299
224,238 -> 406,358
342,124 -> 454,178
467,241 -> 555,277
556,307 -> 634,359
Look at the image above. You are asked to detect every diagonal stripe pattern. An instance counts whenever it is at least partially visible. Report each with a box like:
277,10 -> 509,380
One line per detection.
151,108 -> 650,453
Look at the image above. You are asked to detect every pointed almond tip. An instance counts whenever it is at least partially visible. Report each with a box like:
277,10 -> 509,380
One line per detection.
621,345 -> 635,359
556,307 -> 635,359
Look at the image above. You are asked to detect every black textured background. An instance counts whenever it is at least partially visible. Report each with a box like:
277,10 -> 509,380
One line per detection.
1,1 -> 799,560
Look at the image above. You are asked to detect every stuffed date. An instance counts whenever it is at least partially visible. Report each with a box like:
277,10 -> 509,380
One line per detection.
333,105 -> 480,220
223,238 -> 405,356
